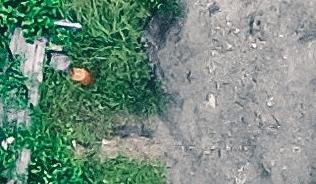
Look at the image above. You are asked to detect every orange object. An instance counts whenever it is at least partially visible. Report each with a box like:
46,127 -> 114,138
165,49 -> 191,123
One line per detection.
70,68 -> 93,85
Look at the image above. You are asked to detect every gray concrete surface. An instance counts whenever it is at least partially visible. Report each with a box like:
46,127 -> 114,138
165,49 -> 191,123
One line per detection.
147,0 -> 316,183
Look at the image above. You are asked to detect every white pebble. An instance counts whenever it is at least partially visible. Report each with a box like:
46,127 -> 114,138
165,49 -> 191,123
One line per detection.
251,43 -> 257,49
6,137 -> 15,144
1,141 -> 8,150
207,93 -> 216,108
266,97 -> 274,107
233,28 -> 240,34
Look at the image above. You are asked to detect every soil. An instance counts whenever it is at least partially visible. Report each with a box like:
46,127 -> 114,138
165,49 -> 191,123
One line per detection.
145,0 -> 316,183
99,0 -> 316,183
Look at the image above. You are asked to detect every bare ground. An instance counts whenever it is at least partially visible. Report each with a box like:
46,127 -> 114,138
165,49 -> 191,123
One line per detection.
143,0 -> 316,183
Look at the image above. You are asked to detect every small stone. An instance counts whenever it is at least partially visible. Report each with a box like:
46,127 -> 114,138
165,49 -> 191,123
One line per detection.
6,137 -> 15,144
251,43 -> 257,49
102,139 -> 111,145
128,147 -> 133,152
210,145 -> 216,150
282,166 -> 287,170
292,146 -> 301,153
271,160 -> 276,167
50,53 -> 71,71
71,140 -> 77,148
227,131 -> 232,137
206,93 -> 216,108
233,28 -> 240,34
226,43 -> 233,51
204,150 -> 211,155
266,97 -> 274,107
210,50 -> 217,56
226,145 -> 231,151
140,37 -> 147,43
1,141 -> 8,150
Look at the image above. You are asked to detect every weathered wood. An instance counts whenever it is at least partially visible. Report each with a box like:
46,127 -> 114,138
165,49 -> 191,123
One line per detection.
16,149 -> 31,174
10,29 -> 47,106
7,28 -> 47,183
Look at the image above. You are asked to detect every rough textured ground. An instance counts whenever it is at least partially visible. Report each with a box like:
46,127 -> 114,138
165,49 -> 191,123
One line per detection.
142,0 -> 316,183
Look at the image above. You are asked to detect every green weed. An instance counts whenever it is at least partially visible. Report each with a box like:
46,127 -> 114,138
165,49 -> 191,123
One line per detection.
0,51 -> 28,110
0,0 -> 65,45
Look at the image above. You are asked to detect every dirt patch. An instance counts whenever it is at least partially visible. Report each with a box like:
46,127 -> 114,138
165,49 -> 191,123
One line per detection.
97,117 -> 175,161
144,0 -> 316,183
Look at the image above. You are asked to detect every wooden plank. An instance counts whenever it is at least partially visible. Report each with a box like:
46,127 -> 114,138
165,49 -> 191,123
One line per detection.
9,28 -> 27,55
16,149 -> 31,174
10,30 -> 47,106
8,28 -> 47,183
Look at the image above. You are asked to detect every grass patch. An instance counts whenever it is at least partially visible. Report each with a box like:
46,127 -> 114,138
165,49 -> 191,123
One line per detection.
0,52 -> 165,183
0,0 -> 65,45
41,0 -> 180,143
82,156 -> 165,184
0,0 -> 181,183
0,52 -> 28,110
0,107 -> 165,183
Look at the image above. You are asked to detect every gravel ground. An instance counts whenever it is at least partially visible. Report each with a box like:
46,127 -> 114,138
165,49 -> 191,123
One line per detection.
145,0 -> 316,183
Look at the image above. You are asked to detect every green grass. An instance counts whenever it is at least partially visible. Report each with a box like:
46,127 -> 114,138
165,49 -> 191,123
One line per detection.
0,54 -> 165,183
82,156 -> 165,184
0,106 -> 165,183
0,0 -> 181,183
0,52 -> 28,110
41,0 -> 180,143
0,0 -> 64,45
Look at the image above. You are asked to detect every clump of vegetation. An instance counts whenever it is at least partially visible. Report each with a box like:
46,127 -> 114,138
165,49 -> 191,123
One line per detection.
41,0 -> 179,143
0,0 -> 66,45
0,53 -> 165,183
0,0 -> 181,183
0,52 -> 27,110
82,156 -> 165,184
0,108 -> 165,183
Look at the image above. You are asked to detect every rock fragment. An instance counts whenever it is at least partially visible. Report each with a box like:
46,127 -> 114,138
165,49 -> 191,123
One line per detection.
206,93 -> 216,108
